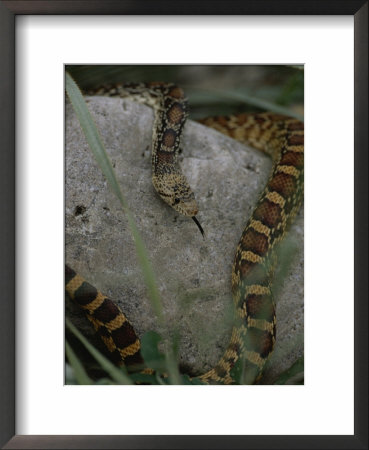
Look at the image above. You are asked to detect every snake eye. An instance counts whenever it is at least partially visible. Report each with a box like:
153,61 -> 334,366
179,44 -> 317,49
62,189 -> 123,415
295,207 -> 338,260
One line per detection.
174,198 -> 180,205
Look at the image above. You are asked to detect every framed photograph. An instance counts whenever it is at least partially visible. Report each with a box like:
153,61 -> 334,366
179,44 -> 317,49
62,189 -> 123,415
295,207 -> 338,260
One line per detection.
64,64 -> 305,388
1,1 -> 367,449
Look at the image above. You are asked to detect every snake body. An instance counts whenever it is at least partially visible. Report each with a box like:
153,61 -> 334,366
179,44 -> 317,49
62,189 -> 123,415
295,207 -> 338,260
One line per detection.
66,82 -> 304,384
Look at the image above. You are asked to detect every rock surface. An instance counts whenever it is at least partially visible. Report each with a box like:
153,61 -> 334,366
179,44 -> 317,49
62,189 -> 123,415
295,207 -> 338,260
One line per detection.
66,96 -> 304,384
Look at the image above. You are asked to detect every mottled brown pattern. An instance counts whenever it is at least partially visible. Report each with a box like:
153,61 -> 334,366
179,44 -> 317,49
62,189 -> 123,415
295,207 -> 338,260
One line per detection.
167,103 -> 185,124
228,342 -> 241,354
239,259 -> 256,278
196,110 -> 303,383
214,365 -> 228,379
168,86 -> 185,98
235,259 -> 268,285
279,150 -> 304,169
241,228 -> 269,256
162,129 -> 177,147
254,116 -> 267,125
245,294 -> 275,321
254,199 -> 282,228
157,150 -> 175,163
287,121 -> 304,131
288,134 -> 304,146
235,113 -> 251,125
217,115 -> 231,126
268,172 -> 297,198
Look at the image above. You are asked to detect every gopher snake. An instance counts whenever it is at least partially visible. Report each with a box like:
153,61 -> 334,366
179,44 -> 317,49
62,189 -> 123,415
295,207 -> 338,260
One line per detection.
66,82 -> 304,384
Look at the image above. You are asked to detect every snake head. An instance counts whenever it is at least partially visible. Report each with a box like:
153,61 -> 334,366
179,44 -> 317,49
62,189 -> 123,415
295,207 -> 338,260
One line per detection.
152,172 -> 198,217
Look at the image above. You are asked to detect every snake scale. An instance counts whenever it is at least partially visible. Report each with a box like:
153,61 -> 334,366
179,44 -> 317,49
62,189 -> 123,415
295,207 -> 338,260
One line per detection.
66,82 -> 304,384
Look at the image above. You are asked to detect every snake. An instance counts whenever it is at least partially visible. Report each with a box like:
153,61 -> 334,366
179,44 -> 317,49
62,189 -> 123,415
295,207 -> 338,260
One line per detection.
65,82 -> 304,384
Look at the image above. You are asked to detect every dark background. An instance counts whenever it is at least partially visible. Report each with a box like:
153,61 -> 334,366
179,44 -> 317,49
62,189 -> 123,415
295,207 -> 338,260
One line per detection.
66,64 -> 304,120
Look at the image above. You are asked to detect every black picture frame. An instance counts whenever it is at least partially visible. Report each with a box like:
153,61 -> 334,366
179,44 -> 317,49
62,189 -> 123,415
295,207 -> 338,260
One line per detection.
0,1 -> 367,449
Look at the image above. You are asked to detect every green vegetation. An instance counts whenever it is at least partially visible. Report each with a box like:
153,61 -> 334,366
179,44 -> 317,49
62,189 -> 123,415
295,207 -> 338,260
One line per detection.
66,64 -> 304,120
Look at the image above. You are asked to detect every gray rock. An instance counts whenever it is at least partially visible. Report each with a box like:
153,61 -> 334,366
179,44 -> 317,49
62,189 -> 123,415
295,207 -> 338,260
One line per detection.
66,96 -> 304,384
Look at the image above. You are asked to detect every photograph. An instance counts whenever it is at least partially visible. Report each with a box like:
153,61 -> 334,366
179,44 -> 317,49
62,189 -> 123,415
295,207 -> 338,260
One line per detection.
65,65 -> 304,385
1,2 -> 366,447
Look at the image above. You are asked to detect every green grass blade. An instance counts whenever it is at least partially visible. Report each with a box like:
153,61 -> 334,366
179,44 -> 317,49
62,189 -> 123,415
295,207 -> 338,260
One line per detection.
65,71 -> 163,321
140,331 -> 182,384
65,72 -> 124,205
66,318 -> 132,384
65,340 -> 93,385
65,363 -> 78,384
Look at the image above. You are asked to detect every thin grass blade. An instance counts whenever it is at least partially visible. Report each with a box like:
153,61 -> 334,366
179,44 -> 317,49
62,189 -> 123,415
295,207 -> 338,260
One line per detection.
65,72 -> 163,320
65,340 -> 93,385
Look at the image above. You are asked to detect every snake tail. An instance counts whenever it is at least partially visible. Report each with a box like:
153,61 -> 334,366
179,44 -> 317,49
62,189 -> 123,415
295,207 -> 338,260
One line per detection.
65,264 -> 144,370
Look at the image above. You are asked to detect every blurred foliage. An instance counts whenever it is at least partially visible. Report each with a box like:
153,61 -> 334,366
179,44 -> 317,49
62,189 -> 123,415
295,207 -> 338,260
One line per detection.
66,64 -> 304,120
66,321 -> 303,385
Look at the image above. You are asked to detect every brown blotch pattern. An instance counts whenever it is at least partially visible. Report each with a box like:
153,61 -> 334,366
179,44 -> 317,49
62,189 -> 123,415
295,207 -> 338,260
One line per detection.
228,342 -> 241,355
254,116 -> 267,125
236,259 -> 268,285
253,199 -> 282,228
280,151 -> 304,169
65,265 -> 76,285
239,259 -> 255,278
236,113 -> 251,125
168,86 -> 184,98
111,322 -> 138,349
157,150 -> 174,163
287,121 -> 304,131
167,103 -> 184,125
268,172 -> 296,199
97,325 -> 110,338
241,228 -> 269,256
124,351 -> 144,368
245,328 -> 274,358
215,365 -> 228,379
288,134 -> 304,146
74,282 -> 98,306
224,351 -> 238,369
217,116 -> 230,126
110,349 -> 125,365
245,294 -> 275,321
93,298 -> 120,323
162,129 -> 177,147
